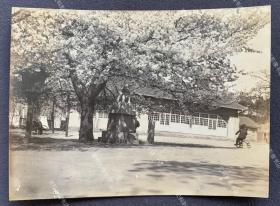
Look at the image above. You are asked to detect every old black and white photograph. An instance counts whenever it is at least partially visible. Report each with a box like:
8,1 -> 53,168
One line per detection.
9,6 -> 271,200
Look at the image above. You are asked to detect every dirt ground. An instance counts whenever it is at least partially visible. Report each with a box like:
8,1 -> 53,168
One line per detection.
9,129 -> 269,200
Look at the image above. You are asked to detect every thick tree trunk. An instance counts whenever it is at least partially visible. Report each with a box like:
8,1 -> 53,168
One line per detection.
79,98 -> 94,142
25,100 -> 33,139
65,95 -> 71,137
65,114 -> 70,137
18,106 -> 23,128
69,70 -> 106,143
51,99 -> 55,134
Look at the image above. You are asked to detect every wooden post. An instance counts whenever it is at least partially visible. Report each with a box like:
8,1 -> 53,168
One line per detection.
190,114 -> 193,128
147,119 -> 155,144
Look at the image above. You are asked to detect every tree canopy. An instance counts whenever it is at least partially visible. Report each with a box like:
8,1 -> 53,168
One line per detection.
10,7 -> 270,141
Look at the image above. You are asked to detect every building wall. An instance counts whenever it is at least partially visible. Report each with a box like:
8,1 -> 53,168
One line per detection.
214,108 -> 239,139
137,114 -> 149,133
11,105 -> 240,140
227,116 -> 240,139
68,111 -> 80,131
147,112 -> 229,137
88,109 -> 240,139
9,103 -> 27,127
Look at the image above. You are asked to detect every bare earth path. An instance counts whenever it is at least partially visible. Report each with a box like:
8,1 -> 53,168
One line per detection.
9,129 -> 269,200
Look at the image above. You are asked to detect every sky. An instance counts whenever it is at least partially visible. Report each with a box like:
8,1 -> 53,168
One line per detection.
229,23 -> 271,92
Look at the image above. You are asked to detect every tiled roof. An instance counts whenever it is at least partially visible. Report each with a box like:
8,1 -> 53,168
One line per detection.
213,101 -> 247,111
134,87 -> 247,111
134,87 -> 174,100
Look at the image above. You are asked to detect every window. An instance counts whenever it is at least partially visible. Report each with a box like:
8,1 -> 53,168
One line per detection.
149,113 -> 160,121
171,114 -> 182,123
208,119 -> 217,130
208,119 -> 213,129
168,114 -> 191,124
199,117 -> 204,125
171,114 -> 176,122
185,116 -> 190,124
160,113 -> 170,125
194,116 -> 200,125
153,113 -> 160,121
152,112 -> 226,129
189,113 -> 226,129
180,115 -> 185,123
200,118 -> 208,126
217,119 -> 227,128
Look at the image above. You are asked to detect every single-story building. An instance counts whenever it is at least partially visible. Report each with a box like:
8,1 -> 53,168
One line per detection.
82,88 -> 247,140
10,88 -> 248,140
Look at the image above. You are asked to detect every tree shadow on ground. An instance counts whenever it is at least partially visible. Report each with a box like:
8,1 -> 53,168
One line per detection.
153,142 -> 235,149
9,127 -> 238,152
10,134 -> 237,152
128,160 -> 268,189
10,131 -> 238,151
10,132 -> 148,151
10,133 -> 94,152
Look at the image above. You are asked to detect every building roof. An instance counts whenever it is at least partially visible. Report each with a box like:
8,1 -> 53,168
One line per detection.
134,87 -> 247,111
134,87 -> 174,100
239,116 -> 259,129
213,101 -> 247,111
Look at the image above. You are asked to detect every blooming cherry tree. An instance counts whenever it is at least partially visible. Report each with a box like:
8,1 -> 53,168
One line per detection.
11,8 -> 270,142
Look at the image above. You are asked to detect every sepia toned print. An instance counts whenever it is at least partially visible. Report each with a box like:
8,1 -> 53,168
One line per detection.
9,6 -> 270,200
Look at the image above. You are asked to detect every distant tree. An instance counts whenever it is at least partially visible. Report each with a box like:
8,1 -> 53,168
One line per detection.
238,70 -> 270,122
10,69 -> 49,138
11,9 -> 60,138
44,76 -> 78,136
249,70 -> 270,98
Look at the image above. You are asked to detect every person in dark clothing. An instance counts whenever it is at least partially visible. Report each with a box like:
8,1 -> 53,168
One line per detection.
131,116 -> 140,133
32,120 -> 43,135
235,124 -> 248,147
